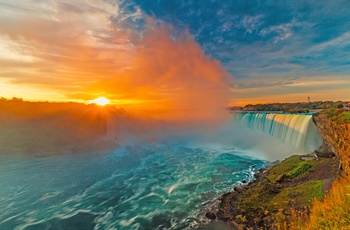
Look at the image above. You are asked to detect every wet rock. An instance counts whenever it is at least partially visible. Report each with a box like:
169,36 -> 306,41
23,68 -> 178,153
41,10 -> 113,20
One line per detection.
205,212 -> 217,220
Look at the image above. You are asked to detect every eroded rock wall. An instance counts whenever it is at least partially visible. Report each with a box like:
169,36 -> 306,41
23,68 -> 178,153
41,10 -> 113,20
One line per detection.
313,113 -> 350,174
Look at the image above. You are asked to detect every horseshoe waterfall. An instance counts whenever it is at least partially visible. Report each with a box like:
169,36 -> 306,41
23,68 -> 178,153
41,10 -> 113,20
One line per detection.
0,112 -> 323,230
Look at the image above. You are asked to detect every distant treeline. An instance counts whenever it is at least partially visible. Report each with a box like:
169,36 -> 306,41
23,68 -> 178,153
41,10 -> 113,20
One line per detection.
231,101 -> 349,113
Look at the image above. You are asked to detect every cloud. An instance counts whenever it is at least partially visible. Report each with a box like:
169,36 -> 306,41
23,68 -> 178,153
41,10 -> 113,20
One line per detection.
0,0 -> 232,124
230,75 -> 350,106
0,0 -> 135,90
2,0 -> 350,108
80,24 -> 232,123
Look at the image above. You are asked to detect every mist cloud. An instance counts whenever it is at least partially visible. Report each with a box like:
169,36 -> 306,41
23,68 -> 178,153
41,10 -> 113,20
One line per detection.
0,0 -> 232,124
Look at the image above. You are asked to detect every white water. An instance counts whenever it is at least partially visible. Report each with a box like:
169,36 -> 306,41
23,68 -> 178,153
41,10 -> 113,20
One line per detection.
0,112 -> 324,229
232,112 -> 323,159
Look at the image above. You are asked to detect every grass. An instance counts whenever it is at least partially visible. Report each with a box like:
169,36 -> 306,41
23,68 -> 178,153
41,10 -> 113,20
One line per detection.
307,177 -> 350,230
277,177 -> 350,230
326,108 -> 350,123
334,111 -> 350,123
286,162 -> 313,178
232,155 -> 322,224
267,155 -> 315,182
266,155 -> 302,182
271,180 -> 323,209
275,112 -> 350,229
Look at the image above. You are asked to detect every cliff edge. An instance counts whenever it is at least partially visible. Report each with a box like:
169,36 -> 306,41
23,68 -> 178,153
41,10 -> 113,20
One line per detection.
313,112 -> 350,174
216,112 -> 348,229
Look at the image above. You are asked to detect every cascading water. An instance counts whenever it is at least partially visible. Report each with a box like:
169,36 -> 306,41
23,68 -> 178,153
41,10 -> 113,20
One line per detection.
232,112 -> 323,154
0,112 -> 324,230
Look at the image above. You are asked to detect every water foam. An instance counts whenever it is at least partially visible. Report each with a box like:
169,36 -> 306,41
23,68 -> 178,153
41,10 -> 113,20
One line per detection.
0,143 -> 266,230
232,112 -> 323,159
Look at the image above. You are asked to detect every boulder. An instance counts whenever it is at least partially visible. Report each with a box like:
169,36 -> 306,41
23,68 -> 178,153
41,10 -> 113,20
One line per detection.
234,187 -> 245,193
205,212 -> 217,220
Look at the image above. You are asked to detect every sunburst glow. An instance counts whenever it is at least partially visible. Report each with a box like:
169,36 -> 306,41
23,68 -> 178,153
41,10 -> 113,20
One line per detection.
88,97 -> 110,106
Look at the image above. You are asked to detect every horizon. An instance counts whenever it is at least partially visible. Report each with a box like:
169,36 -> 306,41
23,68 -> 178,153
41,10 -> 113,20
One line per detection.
1,96 -> 348,111
1,2 -> 350,228
1,1 -> 350,108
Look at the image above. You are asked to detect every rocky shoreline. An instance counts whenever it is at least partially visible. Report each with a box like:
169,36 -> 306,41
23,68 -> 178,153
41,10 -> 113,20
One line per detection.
216,155 -> 339,229
208,113 -> 342,230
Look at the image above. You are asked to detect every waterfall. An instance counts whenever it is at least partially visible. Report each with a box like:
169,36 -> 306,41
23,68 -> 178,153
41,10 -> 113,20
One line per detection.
232,112 -> 323,154
102,110 -> 323,159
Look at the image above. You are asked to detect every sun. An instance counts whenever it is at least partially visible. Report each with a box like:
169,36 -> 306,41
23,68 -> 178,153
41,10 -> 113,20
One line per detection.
88,97 -> 110,106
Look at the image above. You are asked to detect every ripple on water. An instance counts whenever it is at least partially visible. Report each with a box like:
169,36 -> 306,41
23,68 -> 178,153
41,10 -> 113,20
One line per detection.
0,143 -> 267,230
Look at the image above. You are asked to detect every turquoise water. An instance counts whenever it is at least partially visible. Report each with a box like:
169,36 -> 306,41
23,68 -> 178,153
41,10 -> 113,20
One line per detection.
0,142 -> 266,230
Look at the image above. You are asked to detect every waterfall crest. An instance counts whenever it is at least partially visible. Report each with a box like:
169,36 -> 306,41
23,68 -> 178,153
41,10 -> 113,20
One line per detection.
232,112 -> 323,154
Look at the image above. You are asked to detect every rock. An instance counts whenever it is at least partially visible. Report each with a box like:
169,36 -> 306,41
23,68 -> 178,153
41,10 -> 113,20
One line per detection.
257,219 -> 265,228
234,187 -> 245,193
241,180 -> 247,184
230,220 -> 244,230
275,174 -> 285,183
205,212 -> 217,220
269,185 -> 281,194
315,151 -> 336,158
270,160 -> 281,166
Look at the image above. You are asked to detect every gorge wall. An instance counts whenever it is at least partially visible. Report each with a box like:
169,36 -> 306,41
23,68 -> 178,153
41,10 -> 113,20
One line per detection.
313,112 -> 350,174
216,113 -> 348,229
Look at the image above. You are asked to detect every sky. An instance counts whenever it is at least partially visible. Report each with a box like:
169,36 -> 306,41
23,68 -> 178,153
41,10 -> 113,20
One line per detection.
0,0 -> 350,107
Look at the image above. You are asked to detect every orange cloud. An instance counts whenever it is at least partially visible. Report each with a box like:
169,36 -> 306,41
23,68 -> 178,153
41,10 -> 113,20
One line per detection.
0,1 -> 232,125
82,25 -> 232,123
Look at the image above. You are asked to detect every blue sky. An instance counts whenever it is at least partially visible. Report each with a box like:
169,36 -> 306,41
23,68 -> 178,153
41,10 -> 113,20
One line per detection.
0,0 -> 349,105
131,0 -> 350,75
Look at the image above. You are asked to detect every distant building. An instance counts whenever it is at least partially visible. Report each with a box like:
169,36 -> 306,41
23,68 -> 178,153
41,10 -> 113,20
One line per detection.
344,103 -> 350,111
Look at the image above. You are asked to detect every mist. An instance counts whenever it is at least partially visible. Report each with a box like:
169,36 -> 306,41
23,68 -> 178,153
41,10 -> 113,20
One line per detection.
84,24 -> 232,130
0,0 -> 232,130
0,0 -> 320,163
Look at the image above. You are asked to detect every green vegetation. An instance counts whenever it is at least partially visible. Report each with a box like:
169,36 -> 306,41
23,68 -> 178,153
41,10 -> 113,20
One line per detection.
219,112 -> 349,229
267,155 -> 306,182
332,111 -> 350,124
271,180 -> 323,208
286,162 -> 313,178
324,107 -> 350,124
231,100 -> 350,114
254,157 -> 320,212
218,154 -> 332,227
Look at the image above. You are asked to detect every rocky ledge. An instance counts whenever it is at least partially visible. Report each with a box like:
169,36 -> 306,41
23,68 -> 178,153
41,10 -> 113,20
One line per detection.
215,154 -> 339,229
214,112 -> 343,230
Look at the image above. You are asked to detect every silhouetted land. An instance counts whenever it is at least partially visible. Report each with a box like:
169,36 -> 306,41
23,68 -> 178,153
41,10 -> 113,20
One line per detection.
0,97 -> 117,156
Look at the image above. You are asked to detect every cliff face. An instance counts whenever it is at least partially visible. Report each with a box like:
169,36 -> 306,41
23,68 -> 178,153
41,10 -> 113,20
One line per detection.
216,113 -> 347,229
313,113 -> 350,174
